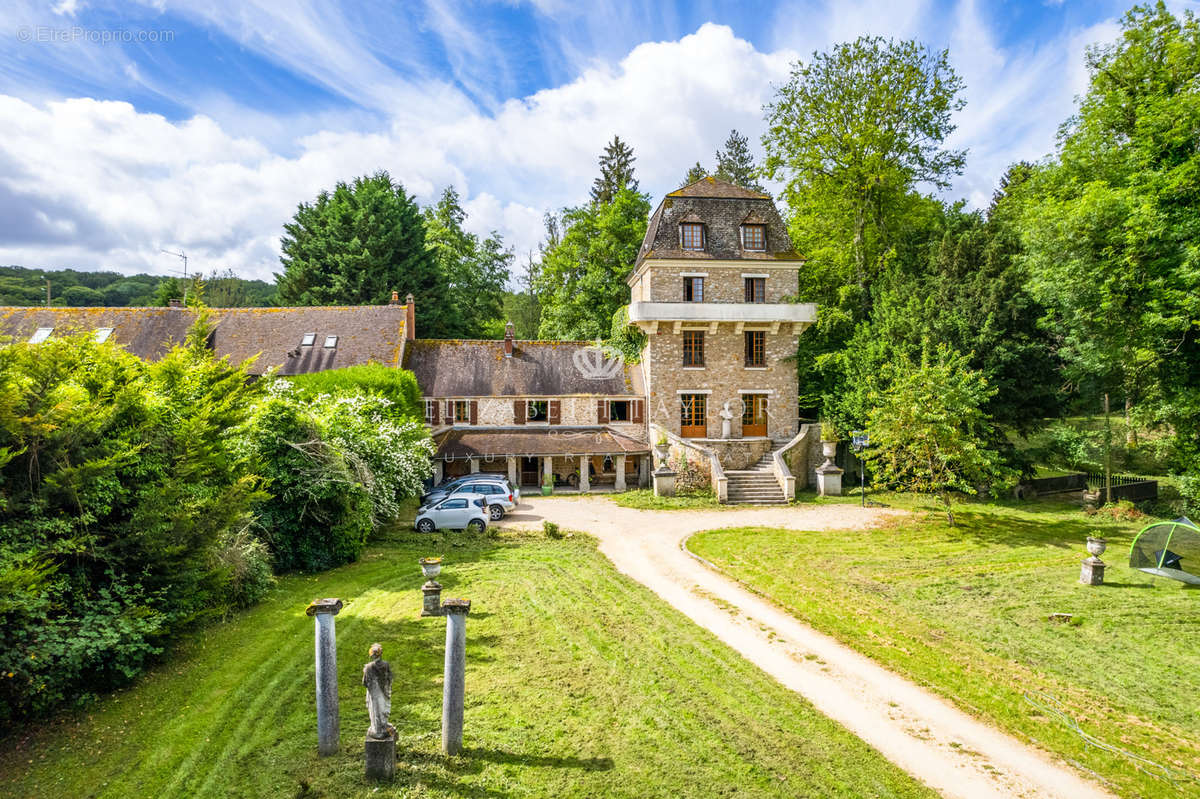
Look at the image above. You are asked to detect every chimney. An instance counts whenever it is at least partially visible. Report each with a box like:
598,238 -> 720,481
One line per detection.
168,298 -> 183,308
503,321 -> 514,358
405,293 -> 415,341
388,290 -> 400,306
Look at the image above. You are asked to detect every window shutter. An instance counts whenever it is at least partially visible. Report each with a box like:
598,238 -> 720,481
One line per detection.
514,399 -> 525,425
632,399 -> 643,424
432,399 -> 440,425
597,399 -> 609,423
548,399 -> 561,425
469,400 -> 478,425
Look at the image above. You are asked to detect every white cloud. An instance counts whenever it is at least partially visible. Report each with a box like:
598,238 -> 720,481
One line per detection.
0,6 -> 1129,285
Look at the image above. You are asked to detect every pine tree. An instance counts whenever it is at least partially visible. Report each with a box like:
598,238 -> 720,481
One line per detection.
714,129 -> 763,190
682,161 -> 708,186
590,135 -> 639,206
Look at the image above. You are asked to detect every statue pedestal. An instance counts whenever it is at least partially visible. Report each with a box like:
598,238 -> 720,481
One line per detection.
1080,556 -> 1106,586
652,468 -> 676,497
365,734 -> 396,781
816,464 -> 843,497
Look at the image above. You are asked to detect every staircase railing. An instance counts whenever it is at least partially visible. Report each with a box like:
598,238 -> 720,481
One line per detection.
650,424 -> 728,503
772,424 -> 818,500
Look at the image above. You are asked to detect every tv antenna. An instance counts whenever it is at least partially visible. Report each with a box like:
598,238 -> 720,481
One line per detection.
160,249 -> 190,303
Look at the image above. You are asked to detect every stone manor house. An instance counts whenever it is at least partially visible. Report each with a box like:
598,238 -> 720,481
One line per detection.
0,178 -> 823,503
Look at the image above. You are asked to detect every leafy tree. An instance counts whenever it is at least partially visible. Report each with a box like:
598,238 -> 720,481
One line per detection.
682,161 -> 708,186
590,135 -> 639,206
502,253 -> 542,339
422,186 -> 512,338
60,285 -> 104,306
1018,2 -> 1200,451
201,268 -> 276,307
764,36 -> 966,297
275,171 -> 455,337
865,344 -> 1014,525
536,188 -> 650,340
714,129 -> 763,191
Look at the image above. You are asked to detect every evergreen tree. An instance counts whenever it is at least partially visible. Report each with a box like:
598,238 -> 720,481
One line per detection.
422,186 -> 512,338
682,161 -> 708,186
590,135 -> 639,206
714,129 -> 763,190
275,172 -> 455,336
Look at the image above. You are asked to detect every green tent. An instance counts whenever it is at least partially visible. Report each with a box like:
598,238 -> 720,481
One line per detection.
1129,517 -> 1200,585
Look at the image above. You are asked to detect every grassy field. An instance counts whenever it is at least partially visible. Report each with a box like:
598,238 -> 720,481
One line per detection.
688,498 -> 1200,799
611,488 -> 724,510
0,527 -> 933,799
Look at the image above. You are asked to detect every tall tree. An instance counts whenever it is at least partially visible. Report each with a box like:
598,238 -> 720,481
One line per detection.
536,188 -> 650,340
590,135 -> 639,206
763,37 -> 966,298
714,129 -> 763,191
1018,2 -> 1200,456
275,171 -> 455,336
502,253 -> 542,339
422,186 -> 512,338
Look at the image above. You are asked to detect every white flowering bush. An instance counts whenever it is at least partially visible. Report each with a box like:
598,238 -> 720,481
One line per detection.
309,388 -> 434,528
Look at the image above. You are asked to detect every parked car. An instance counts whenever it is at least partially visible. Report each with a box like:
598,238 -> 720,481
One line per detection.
421,474 -> 498,504
414,493 -> 489,533
423,476 -> 520,517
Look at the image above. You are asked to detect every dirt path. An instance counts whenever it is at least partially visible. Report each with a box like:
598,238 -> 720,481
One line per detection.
498,496 -> 1115,799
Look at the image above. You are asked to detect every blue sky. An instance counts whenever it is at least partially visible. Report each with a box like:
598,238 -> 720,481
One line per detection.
0,0 -> 1167,281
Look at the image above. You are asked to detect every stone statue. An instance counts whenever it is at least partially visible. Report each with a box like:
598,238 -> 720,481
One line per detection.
363,643 -> 395,741
719,401 -> 735,439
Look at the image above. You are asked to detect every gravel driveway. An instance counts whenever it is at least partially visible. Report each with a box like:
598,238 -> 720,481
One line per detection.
498,495 -> 1114,799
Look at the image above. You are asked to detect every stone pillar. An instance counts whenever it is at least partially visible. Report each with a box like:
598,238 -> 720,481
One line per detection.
305,598 -> 343,756
816,464 -> 843,497
542,456 -> 553,486
433,460 -> 444,483
441,598 -> 471,756
640,455 -> 651,488
614,454 -> 627,492
469,457 -> 479,474
579,455 -> 590,492
507,456 -> 518,486
1080,556 -> 1106,585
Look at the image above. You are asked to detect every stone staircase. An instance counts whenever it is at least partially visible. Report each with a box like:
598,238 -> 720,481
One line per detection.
725,444 -> 788,505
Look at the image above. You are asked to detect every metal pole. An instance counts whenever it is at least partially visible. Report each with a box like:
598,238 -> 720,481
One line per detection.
44,278 -> 50,307
441,598 -> 471,755
860,457 -> 865,508
306,598 -> 343,756
1104,393 -> 1112,506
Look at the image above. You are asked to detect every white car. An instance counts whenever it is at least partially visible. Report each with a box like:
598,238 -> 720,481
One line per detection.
436,479 -> 518,521
415,493 -> 489,533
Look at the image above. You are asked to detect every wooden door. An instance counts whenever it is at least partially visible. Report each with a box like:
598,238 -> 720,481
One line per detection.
680,393 -> 707,438
742,394 -> 768,437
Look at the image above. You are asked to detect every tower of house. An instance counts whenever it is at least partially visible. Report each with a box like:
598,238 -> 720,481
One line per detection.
627,177 -> 816,441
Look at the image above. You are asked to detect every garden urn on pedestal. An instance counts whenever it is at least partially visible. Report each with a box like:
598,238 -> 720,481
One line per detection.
420,557 -> 444,616
816,441 -> 843,497
1080,537 -> 1107,585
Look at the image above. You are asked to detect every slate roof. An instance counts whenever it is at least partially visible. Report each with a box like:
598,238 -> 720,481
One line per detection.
404,339 -> 643,397
433,427 -> 649,459
635,176 -> 802,271
0,305 -> 407,375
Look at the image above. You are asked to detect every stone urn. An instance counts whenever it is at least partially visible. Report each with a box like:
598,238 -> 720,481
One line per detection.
821,441 -> 837,459
1086,536 -> 1107,557
419,557 -> 442,580
654,441 -> 671,469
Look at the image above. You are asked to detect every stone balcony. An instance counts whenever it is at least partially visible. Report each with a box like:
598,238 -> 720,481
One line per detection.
627,301 -> 817,333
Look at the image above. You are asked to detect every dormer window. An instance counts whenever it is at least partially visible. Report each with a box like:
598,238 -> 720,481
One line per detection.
323,335 -> 338,348
680,222 -> 705,251
741,224 -> 766,251
301,332 -> 316,347
29,327 -> 53,344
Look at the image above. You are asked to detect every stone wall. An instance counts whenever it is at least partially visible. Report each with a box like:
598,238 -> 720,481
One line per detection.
783,424 -> 820,490
642,324 -> 798,440
643,264 -> 798,304
430,396 -> 644,430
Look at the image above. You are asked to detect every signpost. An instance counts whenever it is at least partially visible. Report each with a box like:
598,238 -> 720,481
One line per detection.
851,431 -> 869,508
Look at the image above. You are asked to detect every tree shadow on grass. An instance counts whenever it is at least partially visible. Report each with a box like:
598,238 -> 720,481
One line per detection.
936,509 -> 1118,551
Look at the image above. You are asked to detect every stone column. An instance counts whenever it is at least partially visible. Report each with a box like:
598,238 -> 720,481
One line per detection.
507,456 -> 518,486
305,598 -> 343,756
579,455 -> 590,492
542,456 -> 553,486
640,455 -> 651,488
614,454 -> 627,492
441,598 -> 472,756
469,457 -> 479,474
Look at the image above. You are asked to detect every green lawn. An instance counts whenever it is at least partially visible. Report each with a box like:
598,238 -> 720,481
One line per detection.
611,488 -> 724,510
688,499 -> 1200,799
0,528 -> 933,799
